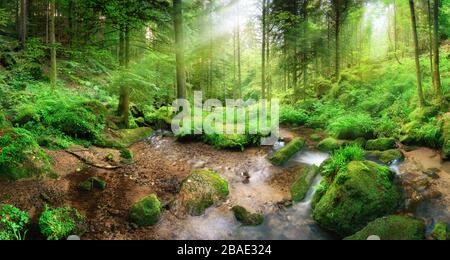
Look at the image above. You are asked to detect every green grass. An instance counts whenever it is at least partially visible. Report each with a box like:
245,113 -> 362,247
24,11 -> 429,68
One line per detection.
0,204 -> 29,240
39,206 -> 87,240
321,145 -> 365,179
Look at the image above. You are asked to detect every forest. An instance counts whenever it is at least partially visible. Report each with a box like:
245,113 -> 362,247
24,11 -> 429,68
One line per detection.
0,0 -> 449,241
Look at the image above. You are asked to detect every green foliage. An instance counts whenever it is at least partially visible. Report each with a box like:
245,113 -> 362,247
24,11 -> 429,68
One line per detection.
268,138 -> 305,166
279,105 -> 308,126
345,215 -> 425,241
0,128 -> 51,180
317,137 -> 345,152
327,113 -> 375,140
321,145 -> 365,178
231,206 -> 264,226
39,206 -> 87,241
291,166 -> 319,202
313,161 -> 401,237
129,194 -> 162,227
179,170 -> 229,216
0,204 -> 29,240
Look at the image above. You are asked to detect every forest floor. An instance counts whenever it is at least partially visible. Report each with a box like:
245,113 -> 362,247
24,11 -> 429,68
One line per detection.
0,127 -> 448,240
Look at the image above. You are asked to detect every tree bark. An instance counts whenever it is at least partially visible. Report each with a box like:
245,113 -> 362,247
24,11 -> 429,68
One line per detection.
19,0 -> 27,46
427,0 -> 434,86
173,0 -> 187,99
236,4 -> 242,99
261,0 -> 267,100
335,1 -> 341,81
49,0 -> 57,89
409,0 -> 425,107
432,0 -> 442,96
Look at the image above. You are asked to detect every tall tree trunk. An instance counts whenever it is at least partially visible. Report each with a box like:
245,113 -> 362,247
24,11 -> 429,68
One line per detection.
261,0 -> 267,100
49,0 -> 57,89
393,0 -> 402,65
335,1 -> 341,81
119,29 -> 125,66
19,0 -> 27,46
236,5 -> 242,99
427,0 -> 434,87
173,0 -> 187,99
432,0 -> 442,96
125,27 -> 130,68
409,0 -> 425,107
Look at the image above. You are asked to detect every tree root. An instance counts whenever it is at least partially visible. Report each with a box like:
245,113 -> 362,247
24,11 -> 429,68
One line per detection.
65,150 -> 121,170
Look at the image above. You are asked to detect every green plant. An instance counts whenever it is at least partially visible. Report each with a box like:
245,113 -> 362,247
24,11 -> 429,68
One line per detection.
39,206 -> 87,240
279,105 -> 308,126
327,113 -> 375,140
0,204 -> 29,240
322,145 -> 365,178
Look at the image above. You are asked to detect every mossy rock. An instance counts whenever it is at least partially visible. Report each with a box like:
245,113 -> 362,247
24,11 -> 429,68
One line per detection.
291,165 -> 319,202
365,150 -> 404,164
268,137 -> 305,166
365,138 -> 396,151
442,114 -> 450,160
39,206 -> 87,240
120,148 -> 134,160
129,194 -> 162,227
232,206 -> 264,226
344,215 -> 425,240
310,134 -> 322,142
0,128 -> 52,180
312,161 -> 401,237
78,177 -> 107,192
317,138 -> 345,152
179,170 -> 229,216
431,222 -> 449,240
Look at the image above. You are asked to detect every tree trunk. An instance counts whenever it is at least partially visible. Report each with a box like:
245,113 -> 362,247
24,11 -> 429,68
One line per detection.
19,0 -> 27,46
427,0 -> 434,87
409,0 -> 425,107
173,0 -> 187,99
49,0 -> 57,89
335,1 -> 341,81
236,5 -> 242,99
261,0 -> 267,100
432,0 -> 442,96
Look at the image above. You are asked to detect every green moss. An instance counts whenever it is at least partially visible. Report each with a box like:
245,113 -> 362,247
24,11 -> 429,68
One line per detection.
0,128 -> 52,180
129,194 -> 162,227
365,149 -> 404,164
321,145 -> 365,178
442,114 -> 450,160
78,180 -> 93,192
102,127 -> 154,148
344,215 -> 425,240
317,138 -> 345,152
313,161 -> 401,237
203,133 -> 253,151
0,204 -> 29,240
310,134 -> 322,142
291,166 -> 319,202
232,206 -> 264,226
268,137 -> 305,166
365,138 -> 396,151
39,206 -> 87,240
431,222 -> 449,240
179,170 -> 229,216
78,177 -> 107,192
120,148 -> 134,160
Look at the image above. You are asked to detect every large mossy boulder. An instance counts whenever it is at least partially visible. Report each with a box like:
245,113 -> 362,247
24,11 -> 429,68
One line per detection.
179,170 -> 229,216
129,194 -> 162,227
365,149 -> 404,164
232,206 -> 264,226
317,138 -> 345,152
268,137 -> 305,166
344,215 -> 425,240
431,222 -> 449,240
365,138 -> 396,151
312,161 -> 401,237
101,127 -> 154,148
442,114 -> 450,160
291,165 -> 319,202
39,206 -> 87,240
0,128 -> 52,180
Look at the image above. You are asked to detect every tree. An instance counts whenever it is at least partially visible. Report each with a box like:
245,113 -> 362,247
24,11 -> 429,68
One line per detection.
173,0 -> 187,99
49,0 -> 57,89
432,0 -> 442,96
19,0 -> 27,46
409,0 -> 425,107
261,0 -> 267,99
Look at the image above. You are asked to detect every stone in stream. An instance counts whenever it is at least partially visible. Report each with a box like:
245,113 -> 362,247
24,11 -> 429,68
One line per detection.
129,194 -> 162,227
290,165 -> 319,202
232,206 -> 264,226
178,170 -> 229,216
345,215 -> 426,240
268,138 -> 305,166
364,149 -> 404,164
312,161 -> 401,237
317,137 -> 345,152
431,222 -> 449,240
365,138 -> 397,151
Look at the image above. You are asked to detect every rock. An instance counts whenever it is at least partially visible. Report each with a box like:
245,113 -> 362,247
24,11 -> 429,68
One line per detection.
365,138 -> 396,151
102,127 -> 154,147
78,180 -> 93,192
365,149 -> 404,164
423,168 -> 440,179
344,215 -> 425,240
312,161 -> 401,237
442,114 -> 450,160
232,206 -> 264,226
366,235 -> 381,240
120,148 -> 134,161
317,138 -> 345,152
268,138 -> 305,166
310,134 -> 322,142
78,177 -> 107,192
290,165 -> 319,202
67,235 -> 81,240
431,222 -> 449,240
179,170 -> 229,216
129,194 -> 162,227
